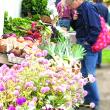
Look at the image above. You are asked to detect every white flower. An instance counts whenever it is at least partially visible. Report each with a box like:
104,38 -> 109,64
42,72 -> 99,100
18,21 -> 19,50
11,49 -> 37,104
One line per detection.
90,102 -> 95,108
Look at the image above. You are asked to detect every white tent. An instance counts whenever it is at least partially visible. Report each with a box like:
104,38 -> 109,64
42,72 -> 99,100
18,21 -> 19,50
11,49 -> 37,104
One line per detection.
0,0 -> 4,36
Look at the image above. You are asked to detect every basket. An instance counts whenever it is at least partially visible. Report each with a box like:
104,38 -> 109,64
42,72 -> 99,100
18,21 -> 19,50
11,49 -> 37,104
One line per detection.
40,15 -> 52,24
0,45 -> 7,53
7,54 -> 24,64
68,32 -> 76,44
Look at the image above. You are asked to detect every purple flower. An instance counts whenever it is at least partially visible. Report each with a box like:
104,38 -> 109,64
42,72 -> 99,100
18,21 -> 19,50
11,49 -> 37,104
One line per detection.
0,83 -> 5,91
16,97 -> 26,105
41,87 -> 50,93
42,50 -> 48,57
8,105 -> 16,110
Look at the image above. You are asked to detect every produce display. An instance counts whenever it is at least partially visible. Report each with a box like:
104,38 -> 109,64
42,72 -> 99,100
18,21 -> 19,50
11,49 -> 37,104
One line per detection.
0,43 -> 95,109
0,12 -> 96,110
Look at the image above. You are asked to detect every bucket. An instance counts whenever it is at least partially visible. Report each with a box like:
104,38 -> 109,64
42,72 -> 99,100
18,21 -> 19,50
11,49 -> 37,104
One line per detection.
68,32 -> 76,44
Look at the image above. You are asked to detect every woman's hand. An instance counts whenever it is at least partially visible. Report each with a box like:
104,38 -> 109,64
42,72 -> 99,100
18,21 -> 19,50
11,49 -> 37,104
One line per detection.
73,10 -> 79,20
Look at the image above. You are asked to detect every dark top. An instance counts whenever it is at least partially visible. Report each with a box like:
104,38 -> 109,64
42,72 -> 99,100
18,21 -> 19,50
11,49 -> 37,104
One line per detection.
71,1 -> 101,45
94,3 -> 108,22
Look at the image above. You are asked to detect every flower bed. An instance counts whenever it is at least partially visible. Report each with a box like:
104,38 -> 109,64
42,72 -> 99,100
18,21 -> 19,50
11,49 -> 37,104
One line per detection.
0,44 -> 96,110
0,17 -> 96,109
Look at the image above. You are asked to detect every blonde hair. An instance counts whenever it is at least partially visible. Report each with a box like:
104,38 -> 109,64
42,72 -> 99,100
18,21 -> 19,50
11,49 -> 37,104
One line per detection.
62,0 -> 74,7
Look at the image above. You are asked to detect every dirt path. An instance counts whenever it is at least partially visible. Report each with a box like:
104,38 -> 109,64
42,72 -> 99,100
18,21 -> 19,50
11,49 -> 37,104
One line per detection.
96,64 -> 110,110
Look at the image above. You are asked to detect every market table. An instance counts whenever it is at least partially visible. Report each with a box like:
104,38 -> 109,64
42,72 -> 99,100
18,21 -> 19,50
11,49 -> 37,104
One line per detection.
0,53 -> 13,66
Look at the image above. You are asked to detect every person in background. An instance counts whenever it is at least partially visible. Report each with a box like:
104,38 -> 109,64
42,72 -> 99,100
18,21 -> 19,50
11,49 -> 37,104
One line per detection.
63,0 -> 101,110
56,0 -> 72,31
55,0 -> 61,6
93,0 -> 109,68
105,1 -> 110,26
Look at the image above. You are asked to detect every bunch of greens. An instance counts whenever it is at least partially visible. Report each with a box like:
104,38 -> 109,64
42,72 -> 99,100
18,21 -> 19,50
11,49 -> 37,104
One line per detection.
21,0 -> 51,17
39,34 -> 86,65
3,12 -> 32,36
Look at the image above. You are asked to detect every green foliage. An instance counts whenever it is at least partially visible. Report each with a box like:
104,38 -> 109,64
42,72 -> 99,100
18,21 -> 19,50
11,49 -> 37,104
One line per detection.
102,49 -> 110,64
3,12 -> 31,36
40,34 -> 86,63
21,0 -> 51,17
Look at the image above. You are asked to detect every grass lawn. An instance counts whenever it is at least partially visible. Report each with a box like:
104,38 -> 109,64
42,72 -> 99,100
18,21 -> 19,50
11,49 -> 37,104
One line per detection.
102,49 -> 110,64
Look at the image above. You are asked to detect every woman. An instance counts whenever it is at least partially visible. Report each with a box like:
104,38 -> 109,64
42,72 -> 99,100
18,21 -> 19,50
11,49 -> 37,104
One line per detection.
56,0 -> 72,31
63,0 -> 101,110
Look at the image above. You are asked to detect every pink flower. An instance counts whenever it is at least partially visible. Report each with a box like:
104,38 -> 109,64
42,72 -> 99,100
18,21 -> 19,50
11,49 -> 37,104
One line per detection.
3,76 -> 10,82
17,66 -> 24,72
78,79 -> 84,86
38,58 -> 49,64
73,99 -> 78,103
16,97 -> 26,105
32,46 -> 38,51
33,87 -> 37,91
28,101 -> 35,110
15,86 -> 20,90
57,86 -> 66,92
35,52 -> 43,57
7,69 -> 17,77
83,90 -> 88,97
41,87 -> 50,93
13,90 -> 19,96
90,102 -> 95,108
9,53 -> 15,57
32,97 -> 38,102
42,50 -> 48,57
0,103 -> 3,109
76,93 -> 80,99
8,105 -> 16,110
25,81 -> 34,88
88,74 -> 96,83
21,61 -> 29,67
1,64 -> 8,70
83,78 -> 88,85
73,74 -> 80,80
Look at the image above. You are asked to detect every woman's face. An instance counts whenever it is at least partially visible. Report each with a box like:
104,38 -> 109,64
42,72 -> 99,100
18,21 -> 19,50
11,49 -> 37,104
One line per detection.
66,0 -> 82,9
